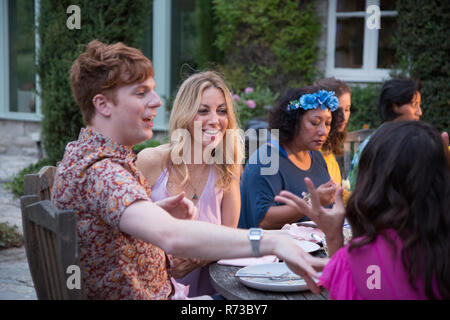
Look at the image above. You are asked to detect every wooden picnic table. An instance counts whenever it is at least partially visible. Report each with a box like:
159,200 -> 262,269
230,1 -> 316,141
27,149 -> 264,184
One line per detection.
209,249 -> 329,300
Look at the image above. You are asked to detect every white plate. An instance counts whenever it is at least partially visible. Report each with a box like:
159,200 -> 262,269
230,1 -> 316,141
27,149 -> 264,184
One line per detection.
295,240 -> 321,253
236,262 -> 318,292
296,221 -> 318,228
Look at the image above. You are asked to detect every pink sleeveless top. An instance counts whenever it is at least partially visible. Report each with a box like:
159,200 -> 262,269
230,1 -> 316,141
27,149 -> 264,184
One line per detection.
151,165 -> 223,297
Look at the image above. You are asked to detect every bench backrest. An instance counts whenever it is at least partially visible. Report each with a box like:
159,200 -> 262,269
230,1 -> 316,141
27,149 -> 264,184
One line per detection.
342,129 -> 375,177
21,165 -> 86,299
24,165 -> 56,201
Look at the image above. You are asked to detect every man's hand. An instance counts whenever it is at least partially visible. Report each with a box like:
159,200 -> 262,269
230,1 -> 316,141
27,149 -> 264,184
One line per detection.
156,192 -> 198,220
272,235 -> 328,294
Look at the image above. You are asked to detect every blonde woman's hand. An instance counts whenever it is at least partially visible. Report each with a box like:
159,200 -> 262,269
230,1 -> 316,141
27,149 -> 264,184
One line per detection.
168,255 -> 210,279
156,192 -> 198,220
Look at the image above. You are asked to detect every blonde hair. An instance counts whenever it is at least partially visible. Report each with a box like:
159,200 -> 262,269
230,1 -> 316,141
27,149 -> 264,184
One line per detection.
167,71 -> 244,190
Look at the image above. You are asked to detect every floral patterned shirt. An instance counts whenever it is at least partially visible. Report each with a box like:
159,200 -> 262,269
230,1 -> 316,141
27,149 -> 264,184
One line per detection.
52,128 -> 173,299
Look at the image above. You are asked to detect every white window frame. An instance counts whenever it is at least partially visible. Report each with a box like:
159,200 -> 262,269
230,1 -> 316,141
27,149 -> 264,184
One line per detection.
0,0 -> 42,121
326,0 -> 398,83
152,0 -> 171,131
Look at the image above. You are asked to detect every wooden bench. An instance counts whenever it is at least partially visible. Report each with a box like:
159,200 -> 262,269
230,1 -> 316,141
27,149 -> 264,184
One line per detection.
21,166 -> 86,299
23,165 -> 56,201
342,129 -> 375,177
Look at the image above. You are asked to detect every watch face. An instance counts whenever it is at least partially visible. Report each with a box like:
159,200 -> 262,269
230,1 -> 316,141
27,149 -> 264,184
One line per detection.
249,228 -> 263,239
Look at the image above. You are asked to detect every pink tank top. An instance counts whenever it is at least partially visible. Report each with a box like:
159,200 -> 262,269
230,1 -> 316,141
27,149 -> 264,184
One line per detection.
151,165 -> 223,297
319,229 -> 441,299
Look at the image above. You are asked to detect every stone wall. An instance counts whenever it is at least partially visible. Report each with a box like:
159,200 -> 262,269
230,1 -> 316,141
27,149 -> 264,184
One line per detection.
0,119 -> 171,158
0,119 -> 42,157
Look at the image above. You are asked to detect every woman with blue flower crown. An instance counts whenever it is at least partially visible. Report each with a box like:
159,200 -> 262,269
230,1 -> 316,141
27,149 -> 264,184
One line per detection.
238,85 -> 339,229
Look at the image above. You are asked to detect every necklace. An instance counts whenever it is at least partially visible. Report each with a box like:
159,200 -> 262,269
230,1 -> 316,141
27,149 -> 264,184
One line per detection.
184,164 -> 209,200
186,179 -> 198,200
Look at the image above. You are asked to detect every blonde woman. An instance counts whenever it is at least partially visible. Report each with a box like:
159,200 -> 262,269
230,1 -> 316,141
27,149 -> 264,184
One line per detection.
136,71 -> 244,297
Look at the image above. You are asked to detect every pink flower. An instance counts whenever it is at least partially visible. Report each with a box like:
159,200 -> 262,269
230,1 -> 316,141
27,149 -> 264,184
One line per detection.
232,94 -> 240,101
244,87 -> 254,94
246,100 -> 256,109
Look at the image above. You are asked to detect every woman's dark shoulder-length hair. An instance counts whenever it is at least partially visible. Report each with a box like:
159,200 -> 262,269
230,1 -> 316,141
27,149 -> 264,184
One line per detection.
346,120 -> 450,299
268,85 -> 321,145
378,78 -> 422,122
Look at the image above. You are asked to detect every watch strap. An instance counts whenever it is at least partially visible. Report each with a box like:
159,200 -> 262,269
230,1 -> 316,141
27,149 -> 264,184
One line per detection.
248,228 -> 263,257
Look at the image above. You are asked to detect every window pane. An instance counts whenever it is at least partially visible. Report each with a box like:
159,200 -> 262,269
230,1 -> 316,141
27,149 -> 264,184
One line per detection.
335,18 -> 364,68
8,0 -> 36,113
337,0 -> 365,12
380,0 -> 398,11
171,0 -> 197,95
377,17 -> 397,68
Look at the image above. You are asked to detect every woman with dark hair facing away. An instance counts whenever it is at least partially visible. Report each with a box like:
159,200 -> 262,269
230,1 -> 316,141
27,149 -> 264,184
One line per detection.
238,86 -> 339,229
314,77 -> 352,187
276,121 -> 450,299
347,78 -> 422,190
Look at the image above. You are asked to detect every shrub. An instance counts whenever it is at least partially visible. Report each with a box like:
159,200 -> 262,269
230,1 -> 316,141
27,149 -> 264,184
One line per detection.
4,158 -> 55,198
231,86 -> 279,128
38,0 -> 153,164
133,138 -> 163,155
0,222 -> 24,250
347,84 -> 383,131
393,0 -> 450,132
213,0 -> 321,94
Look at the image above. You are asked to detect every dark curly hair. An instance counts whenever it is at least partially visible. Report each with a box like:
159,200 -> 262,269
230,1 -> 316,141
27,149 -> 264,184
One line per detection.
346,121 -> 450,299
268,85 -> 321,145
314,77 -> 351,156
322,107 -> 345,156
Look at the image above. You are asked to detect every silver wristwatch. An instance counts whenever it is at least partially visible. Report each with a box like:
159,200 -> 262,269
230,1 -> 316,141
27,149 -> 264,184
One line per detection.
248,228 -> 264,257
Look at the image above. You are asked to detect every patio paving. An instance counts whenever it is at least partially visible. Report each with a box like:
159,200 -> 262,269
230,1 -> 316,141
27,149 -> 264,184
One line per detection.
0,154 -> 39,300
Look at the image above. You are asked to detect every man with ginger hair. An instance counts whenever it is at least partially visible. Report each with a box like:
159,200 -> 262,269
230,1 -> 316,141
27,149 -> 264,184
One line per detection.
52,40 -> 327,299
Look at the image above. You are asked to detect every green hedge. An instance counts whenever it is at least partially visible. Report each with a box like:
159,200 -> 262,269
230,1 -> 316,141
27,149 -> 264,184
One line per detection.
213,0 -> 321,94
347,84 -> 383,131
38,0 -> 153,164
393,0 -> 450,132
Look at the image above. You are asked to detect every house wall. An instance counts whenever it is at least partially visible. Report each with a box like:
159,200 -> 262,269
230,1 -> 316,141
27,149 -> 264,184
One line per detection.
0,119 -> 41,156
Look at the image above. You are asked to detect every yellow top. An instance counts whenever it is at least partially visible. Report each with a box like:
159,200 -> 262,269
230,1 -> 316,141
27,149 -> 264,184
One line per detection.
320,150 -> 342,186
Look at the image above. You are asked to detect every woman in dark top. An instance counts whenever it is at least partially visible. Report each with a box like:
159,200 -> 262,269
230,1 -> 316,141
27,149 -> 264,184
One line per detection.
238,86 -> 339,229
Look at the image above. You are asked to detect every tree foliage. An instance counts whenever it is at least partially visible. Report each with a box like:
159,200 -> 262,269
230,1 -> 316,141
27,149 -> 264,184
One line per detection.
213,0 -> 321,93
393,0 -> 450,132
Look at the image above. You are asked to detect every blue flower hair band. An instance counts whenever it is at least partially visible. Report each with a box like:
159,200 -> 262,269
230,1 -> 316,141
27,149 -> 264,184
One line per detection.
287,90 -> 339,112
